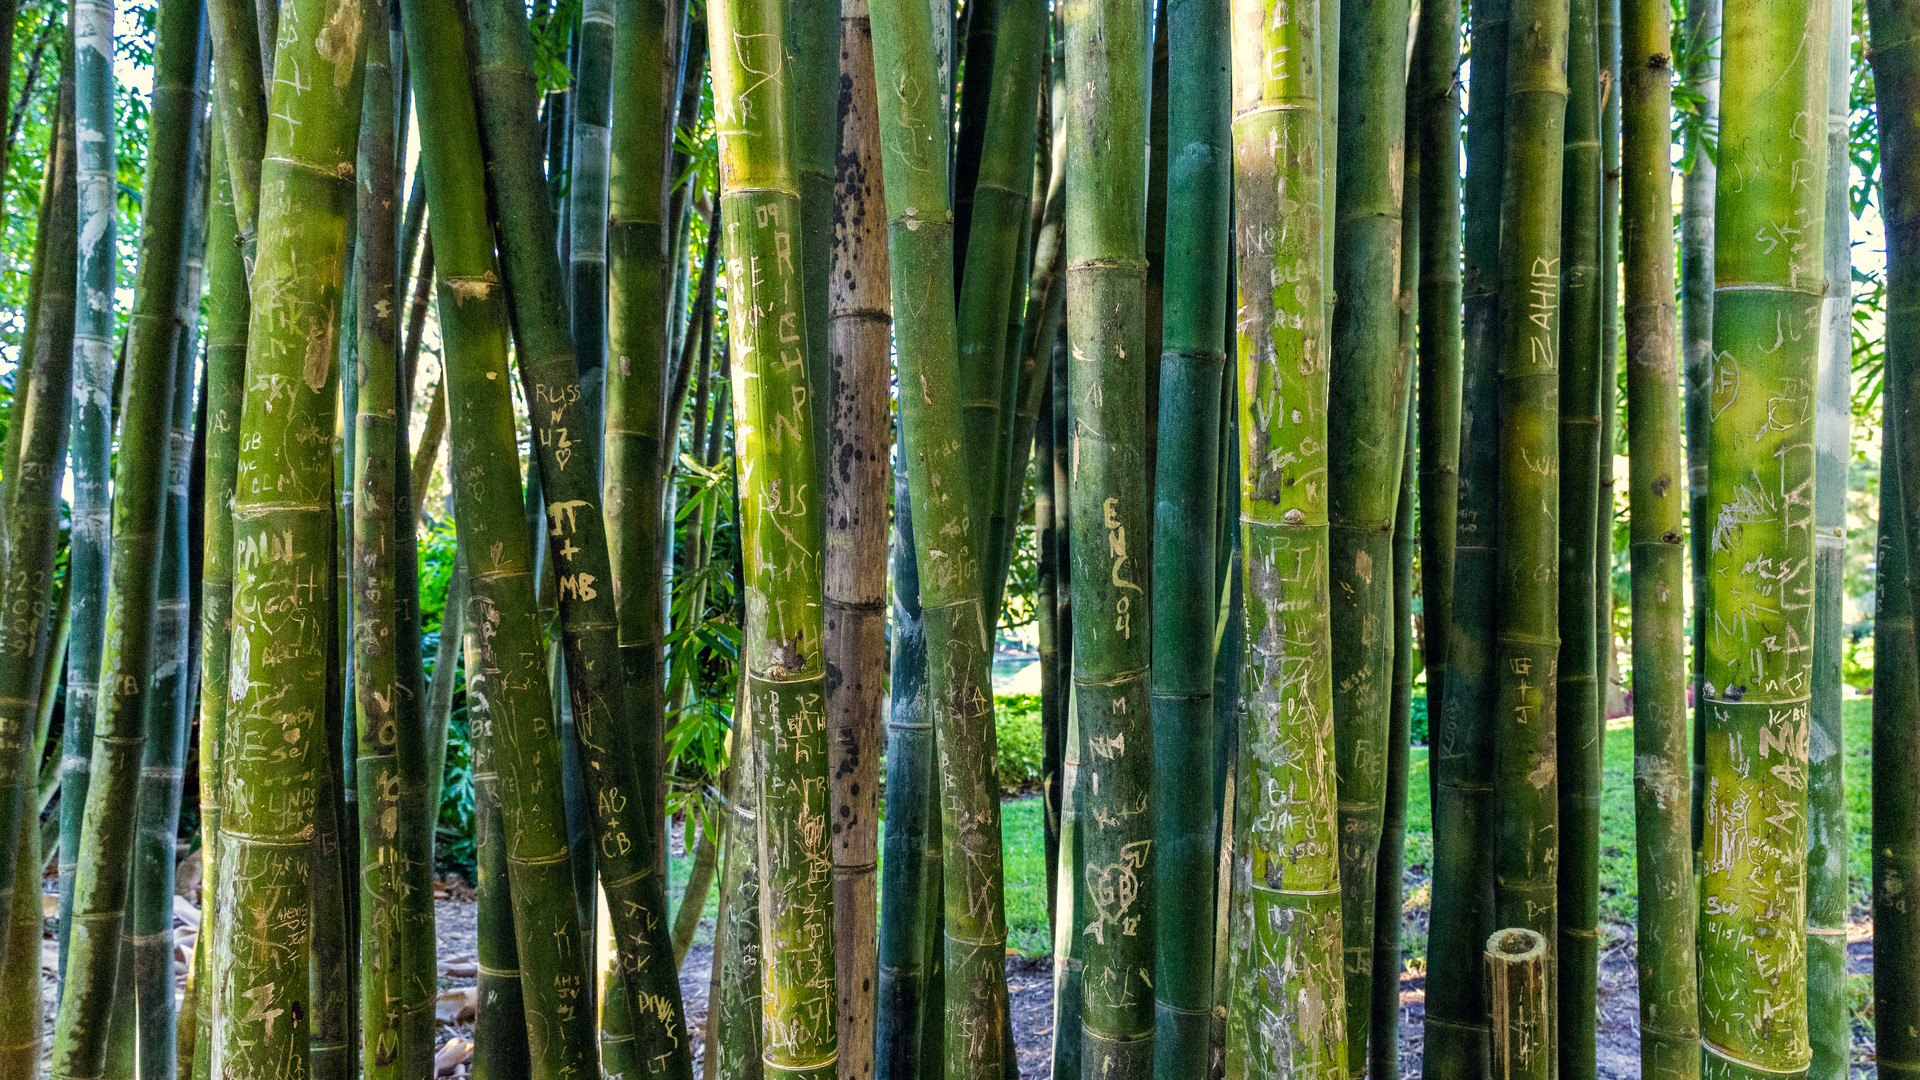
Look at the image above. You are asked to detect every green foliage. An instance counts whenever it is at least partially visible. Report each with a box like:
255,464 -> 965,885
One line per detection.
993,693 -> 1044,792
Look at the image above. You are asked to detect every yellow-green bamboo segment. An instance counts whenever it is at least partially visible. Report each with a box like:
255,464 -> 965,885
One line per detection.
705,0 -> 839,1070
1699,2 -> 1829,1078
1227,0 -> 1346,1076
50,0 -> 205,1069
1490,0 -> 1568,995
208,0 -> 364,1074
1621,0 -> 1700,1075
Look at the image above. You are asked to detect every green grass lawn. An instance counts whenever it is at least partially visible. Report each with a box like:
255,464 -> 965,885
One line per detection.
673,696 -> 1877,963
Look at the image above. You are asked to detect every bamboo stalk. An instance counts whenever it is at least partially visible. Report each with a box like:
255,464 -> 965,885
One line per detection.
1620,2 -> 1699,1076
1327,0 -> 1413,1064
1555,2 -> 1604,1074
465,0 -> 695,1067
400,0 -> 600,1073
1149,0 -> 1230,1067
827,0 -> 891,1070
1486,929 -> 1551,1080
714,707 -> 764,1080
1226,0 -> 1346,1074
1699,2 -> 1830,1076
50,0 -> 207,1069
1424,0 -> 1506,1070
1490,0 -> 1568,1002
1372,392 -> 1416,1080
1806,1 -> 1853,1074
566,0 -> 613,433
705,0 -> 840,1068
866,0 -> 1014,1069
1679,0 -> 1718,849
1871,3 -> 1920,1079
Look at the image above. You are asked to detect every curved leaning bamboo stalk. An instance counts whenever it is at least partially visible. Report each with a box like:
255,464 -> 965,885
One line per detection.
1425,0 -> 1506,1071
826,0 -> 891,1071
0,63 -> 75,1079
49,0 -> 206,1070
1870,3 -> 1920,1079
207,0 -> 364,1074
866,0 -> 1014,1069
1806,3 -> 1852,1075
1149,0 -> 1230,1068
399,0 -> 599,1074
704,0 -> 840,1071
1490,0 -> 1568,1003
1619,2 -> 1699,1078
464,0 -> 696,1070
1555,2 -> 1604,1075
1326,0 -> 1413,1065
1699,2 -> 1829,1077
1226,0 -> 1346,1075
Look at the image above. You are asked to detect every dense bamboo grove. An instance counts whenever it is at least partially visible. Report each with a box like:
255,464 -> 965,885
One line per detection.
1,0 -> 1919,1077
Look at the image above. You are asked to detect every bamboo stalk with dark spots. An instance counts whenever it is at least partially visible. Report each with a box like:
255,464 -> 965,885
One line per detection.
827,0 -> 891,1069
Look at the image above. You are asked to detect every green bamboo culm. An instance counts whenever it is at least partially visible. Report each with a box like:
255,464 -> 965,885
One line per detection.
351,13 -> 436,1079
792,0 -> 838,472
400,0 -> 601,1073
1424,0 -> 1506,1070
1699,2 -> 1829,1078
714,708 -> 764,1080
1372,391 -> 1417,1080
876,461 -> 934,1080
0,60 -> 75,1079
566,0 -> 613,430
1412,0 -> 1461,718
57,0 -> 116,973
704,0 -> 840,1070
464,0 -> 696,1068
1062,0 -> 1157,1072
1149,0 -> 1229,1065
130,75 -> 210,1080
1620,0 -> 1700,1074
865,0 -> 1015,1068
191,114 -> 245,1080
205,0 -> 267,241
954,0 -> 1042,607
827,0 -> 891,1069
1226,0 -> 1346,1075
1554,2 -> 1603,1075
0,51 -> 75,966
1869,2 -> 1920,1077
1805,1 -> 1852,1075
1490,0 -> 1568,1003
208,0 -> 364,1074
48,0 -> 206,1069
1326,0 -> 1412,1065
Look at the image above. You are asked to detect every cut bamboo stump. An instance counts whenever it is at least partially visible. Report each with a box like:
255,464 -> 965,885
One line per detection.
1486,928 -> 1550,1080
